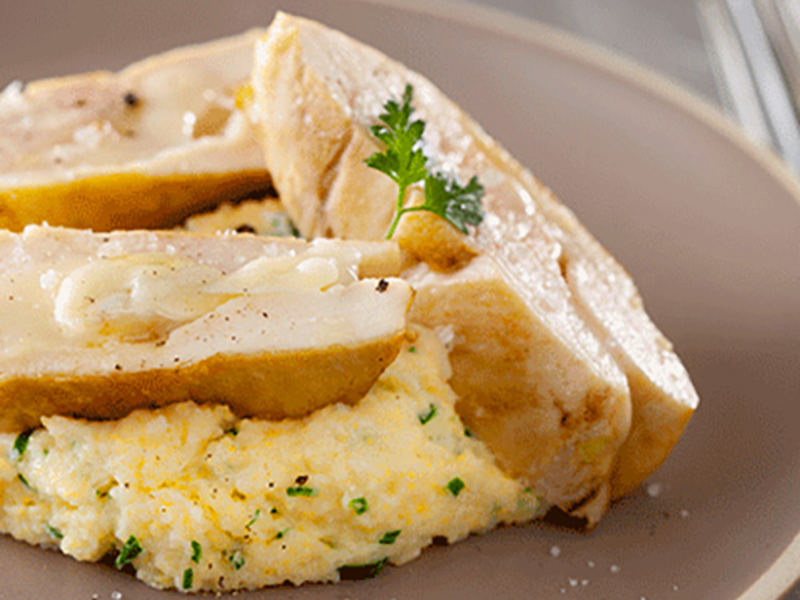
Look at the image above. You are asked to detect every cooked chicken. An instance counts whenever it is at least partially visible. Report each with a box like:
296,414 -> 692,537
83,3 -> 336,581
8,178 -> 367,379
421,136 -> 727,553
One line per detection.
0,226 -> 411,432
252,13 -> 698,522
0,30 -> 270,231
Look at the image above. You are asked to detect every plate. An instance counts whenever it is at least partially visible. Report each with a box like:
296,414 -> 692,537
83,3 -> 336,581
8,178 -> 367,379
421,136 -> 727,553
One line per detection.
2,0 -> 800,598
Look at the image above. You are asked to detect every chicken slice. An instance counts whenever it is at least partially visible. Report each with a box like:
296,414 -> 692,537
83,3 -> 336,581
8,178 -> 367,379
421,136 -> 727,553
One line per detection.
0,30 -> 270,231
0,226 -> 411,432
252,13 -> 644,524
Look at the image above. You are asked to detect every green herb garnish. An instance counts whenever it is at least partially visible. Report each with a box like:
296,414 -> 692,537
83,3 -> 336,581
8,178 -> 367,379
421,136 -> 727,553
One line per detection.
225,426 -> 238,436
275,528 -> 291,540
115,535 -> 143,569
228,550 -> 245,570
45,524 -> 63,540
379,530 -> 401,545
464,428 -> 473,438
286,485 -> 317,498
338,557 -> 389,581
17,473 -> 33,490
418,403 -> 438,425
365,84 -> 484,239
182,568 -> 193,590
245,509 -> 261,529
12,431 -> 32,461
447,477 -> 466,497
349,497 -> 368,515
190,540 -> 202,564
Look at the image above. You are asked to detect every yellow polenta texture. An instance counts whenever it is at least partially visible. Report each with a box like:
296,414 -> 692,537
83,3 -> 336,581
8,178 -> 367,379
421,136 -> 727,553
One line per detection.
0,327 -> 539,592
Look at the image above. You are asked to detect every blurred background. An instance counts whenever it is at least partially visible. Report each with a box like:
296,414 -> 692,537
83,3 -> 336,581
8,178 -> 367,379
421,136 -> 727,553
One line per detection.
463,0 -> 718,100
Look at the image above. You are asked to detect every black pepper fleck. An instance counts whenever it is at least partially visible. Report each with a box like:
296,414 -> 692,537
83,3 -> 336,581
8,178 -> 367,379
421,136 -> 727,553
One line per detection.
114,364 -> 122,371
235,224 -> 256,234
295,475 -> 309,485
376,279 -> 389,293
123,91 -> 140,107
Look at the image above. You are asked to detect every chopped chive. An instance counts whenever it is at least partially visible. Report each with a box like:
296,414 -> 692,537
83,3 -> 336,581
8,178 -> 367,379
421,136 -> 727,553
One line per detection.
418,404 -> 437,425
182,568 -> 193,590
17,473 -> 33,490
225,426 -> 238,436
447,477 -> 465,497
408,346 -> 416,353
338,557 -> 389,581
286,485 -> 316,497
379,530 -> 401,545
245,509 -> 261,529
320,538 -> 337,549
12,431 -> 32,460
45,524 -> 63,540
228,550 -> 245,570
464,428 -> 473,438
348,497 -> 368,516
275,528 -> 291,540
115,535 -> 143,569
290,224 -> 301,238
190,540 -> 202,564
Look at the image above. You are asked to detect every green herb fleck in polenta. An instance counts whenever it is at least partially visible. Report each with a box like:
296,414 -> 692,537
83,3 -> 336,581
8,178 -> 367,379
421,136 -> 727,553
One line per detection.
182,568 -> 193,590
12,430 -> 32,461
418,404 -> 437,425
245,509 -> 261,529
349,497 -> 368,515
45,524 -> 63,540
379,530 -> 401,545
286,485 -> 316,497
447,477 -> 465,497
190,540 -> 202,564
116,535 -> 143,569
228,550 -> 245,570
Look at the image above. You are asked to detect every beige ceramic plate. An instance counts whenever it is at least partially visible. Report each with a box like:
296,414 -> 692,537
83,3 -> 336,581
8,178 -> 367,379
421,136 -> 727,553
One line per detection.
2,0 -> 800,598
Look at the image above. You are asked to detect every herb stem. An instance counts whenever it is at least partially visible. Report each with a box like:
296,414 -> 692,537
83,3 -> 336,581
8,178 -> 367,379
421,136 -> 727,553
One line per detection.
385,184 -> 410,240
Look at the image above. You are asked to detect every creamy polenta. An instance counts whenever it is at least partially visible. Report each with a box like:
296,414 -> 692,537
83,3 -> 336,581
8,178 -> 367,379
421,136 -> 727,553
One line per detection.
0,327 -> 541,592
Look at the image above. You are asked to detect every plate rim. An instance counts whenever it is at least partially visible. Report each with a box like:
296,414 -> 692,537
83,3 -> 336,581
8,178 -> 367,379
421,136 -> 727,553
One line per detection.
4,0 -> 800,597
349,0 -> 800,597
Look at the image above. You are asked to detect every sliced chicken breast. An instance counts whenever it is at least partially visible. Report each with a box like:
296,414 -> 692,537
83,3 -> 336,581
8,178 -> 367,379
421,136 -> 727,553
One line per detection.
0,226 -> 411,432
0,30 -> 270,231
253,13 -> 643,524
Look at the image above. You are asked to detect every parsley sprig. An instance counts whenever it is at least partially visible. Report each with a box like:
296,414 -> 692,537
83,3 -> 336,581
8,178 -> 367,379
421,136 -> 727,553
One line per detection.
365,85 -> 484,239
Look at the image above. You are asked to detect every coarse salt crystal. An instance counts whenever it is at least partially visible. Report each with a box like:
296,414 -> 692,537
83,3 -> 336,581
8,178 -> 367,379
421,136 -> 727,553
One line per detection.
680,509 -> 690,519
568,578 -> 578,587
646,482 -> 663,497
610,565 -> 621,574
550,545 -> 561,557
